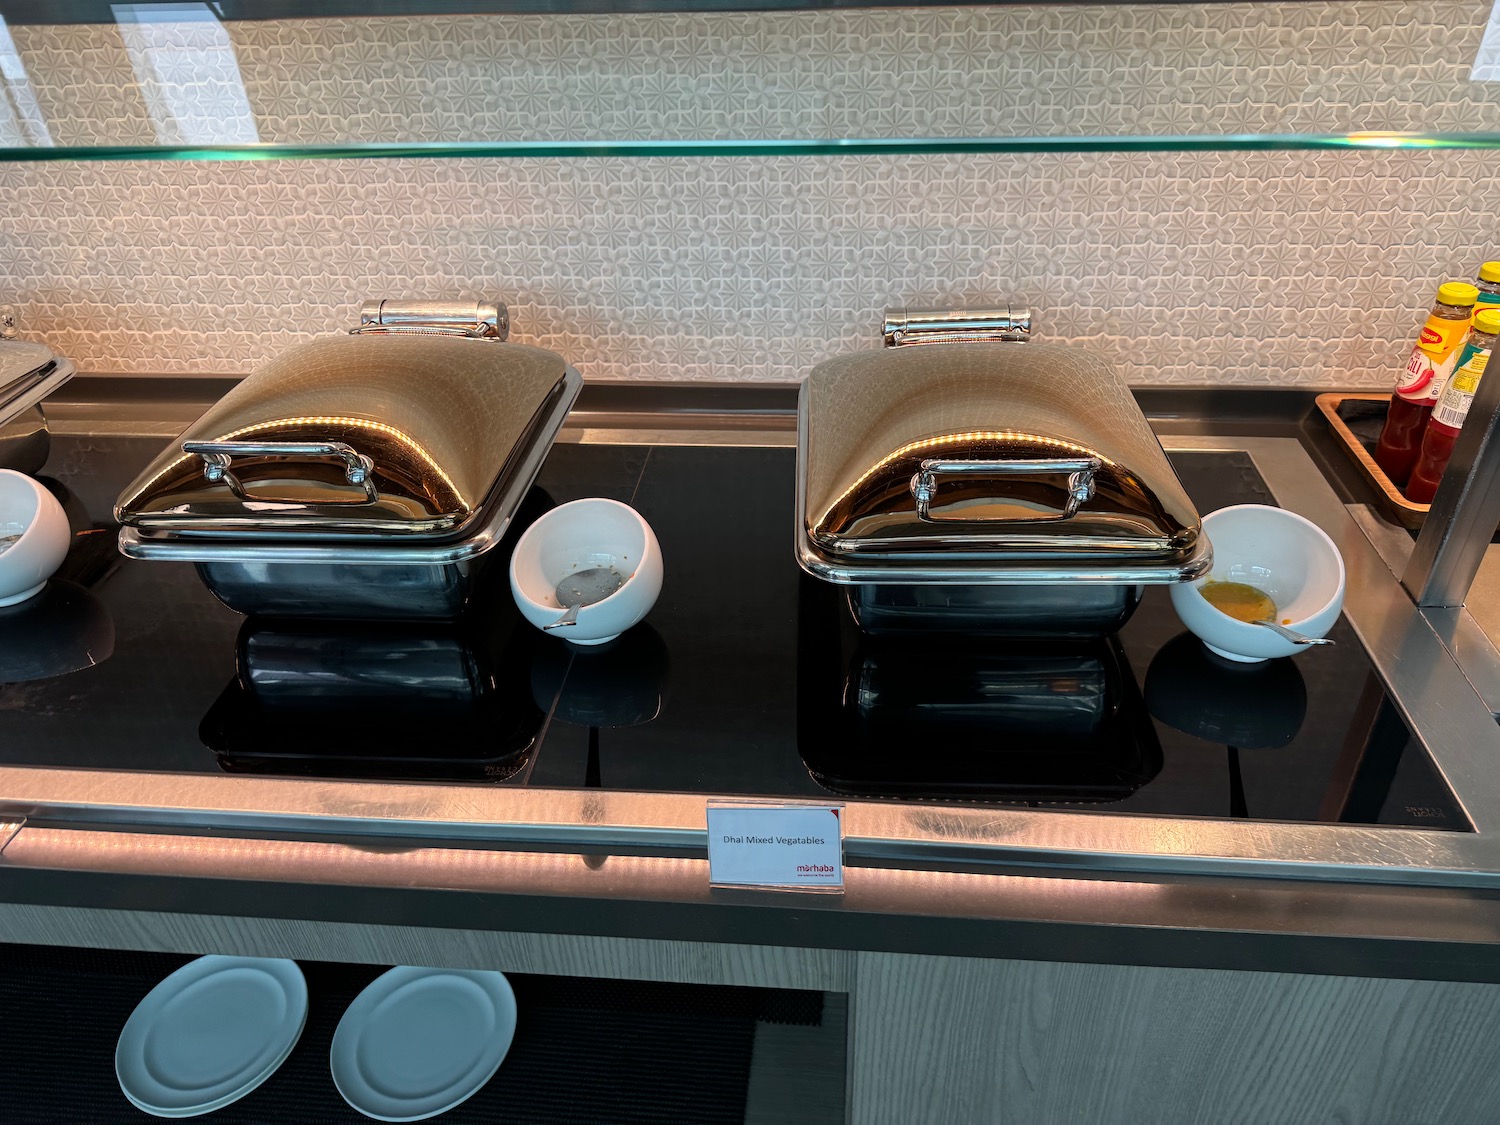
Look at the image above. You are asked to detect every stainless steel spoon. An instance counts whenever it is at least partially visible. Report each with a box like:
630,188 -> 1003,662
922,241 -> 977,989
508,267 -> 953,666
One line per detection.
544,566 -> 625,631
1252,618 -> 1334,646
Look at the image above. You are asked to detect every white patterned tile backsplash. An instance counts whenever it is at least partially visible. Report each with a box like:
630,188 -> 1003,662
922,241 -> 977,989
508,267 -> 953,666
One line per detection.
5,149 -> 1499,385
2,3 -> 1500,383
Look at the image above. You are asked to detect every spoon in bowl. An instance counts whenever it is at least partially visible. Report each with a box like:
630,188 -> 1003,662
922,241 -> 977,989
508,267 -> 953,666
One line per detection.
1251,618 -> 1334,646
544,566 -> 625,632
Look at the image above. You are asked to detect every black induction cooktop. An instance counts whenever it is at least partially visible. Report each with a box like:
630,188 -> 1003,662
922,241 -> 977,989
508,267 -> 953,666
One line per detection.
0,434 -> 1469,831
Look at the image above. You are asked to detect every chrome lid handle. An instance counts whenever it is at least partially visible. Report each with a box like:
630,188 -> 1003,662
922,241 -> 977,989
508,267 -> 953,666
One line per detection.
352,299 -> 508,339
184,440 -> 379,504
884,306 -> 1031,346
910,456 -> 1100,522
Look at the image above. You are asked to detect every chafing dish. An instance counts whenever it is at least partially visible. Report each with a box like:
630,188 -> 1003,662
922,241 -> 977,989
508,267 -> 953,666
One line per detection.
114,300 -> 581,620
796,312 -> 1210,634
0,337 -> 77,475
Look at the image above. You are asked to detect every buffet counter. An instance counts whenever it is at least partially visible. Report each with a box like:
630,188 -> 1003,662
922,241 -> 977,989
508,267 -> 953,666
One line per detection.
3,380 -> 1500,1124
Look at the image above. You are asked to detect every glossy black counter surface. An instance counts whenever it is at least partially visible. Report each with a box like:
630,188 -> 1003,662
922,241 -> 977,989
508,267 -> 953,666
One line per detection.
0,435 -> 1466,831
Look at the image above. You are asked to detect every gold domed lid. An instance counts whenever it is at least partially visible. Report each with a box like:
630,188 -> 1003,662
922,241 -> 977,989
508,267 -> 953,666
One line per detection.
797,342 -> 1208,584
117,332 -> 574,541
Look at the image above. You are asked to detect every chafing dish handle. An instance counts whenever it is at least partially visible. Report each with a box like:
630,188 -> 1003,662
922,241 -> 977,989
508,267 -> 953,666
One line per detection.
183,440 -> 379,504
883,307 -> 1032,346
352,300 -> 508,339
910,457 -> 1100,522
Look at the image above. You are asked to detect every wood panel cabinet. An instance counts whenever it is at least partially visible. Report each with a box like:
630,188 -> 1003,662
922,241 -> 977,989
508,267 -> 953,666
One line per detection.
851,952 -> 1500,1124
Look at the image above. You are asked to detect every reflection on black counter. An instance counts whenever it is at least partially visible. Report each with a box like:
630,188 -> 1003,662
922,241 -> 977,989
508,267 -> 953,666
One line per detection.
798,575 -> 1162,802
0,437 -> 1474,831
242,625 -> 491,714
523,446 -> 823,797
0,478 -> 117,685
1321,676 -> 1469,832
203,608 -> 546,782
1146,633 -> 1308,750
531,626 -> 670,729
0,580 -> 113,683
1145,634 -> 1309,820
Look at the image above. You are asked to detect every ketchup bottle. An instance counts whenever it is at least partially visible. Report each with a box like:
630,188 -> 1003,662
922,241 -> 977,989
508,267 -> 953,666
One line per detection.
1375,281 -> 1478,486
1407,308 -> 1500,504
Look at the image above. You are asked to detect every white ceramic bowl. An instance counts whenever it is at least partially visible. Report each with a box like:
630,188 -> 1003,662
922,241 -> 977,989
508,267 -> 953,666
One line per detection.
509,498 -> 663,645
1169,504 -> 1345,664
0,469 -> 69,607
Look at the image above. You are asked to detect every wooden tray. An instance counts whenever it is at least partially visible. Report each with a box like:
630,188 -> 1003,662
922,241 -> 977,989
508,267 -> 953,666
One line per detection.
1314,392 -> 1430,530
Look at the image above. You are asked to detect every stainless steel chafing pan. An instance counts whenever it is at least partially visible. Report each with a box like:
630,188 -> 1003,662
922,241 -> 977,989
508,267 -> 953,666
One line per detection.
115,299 -> 581,620
796,309 -> 1209,635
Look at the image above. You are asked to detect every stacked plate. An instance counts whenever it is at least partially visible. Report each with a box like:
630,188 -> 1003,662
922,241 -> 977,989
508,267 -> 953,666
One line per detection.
117,958 -> 517,1121
115,956 -> 308,1118
330,967 -> 518,1121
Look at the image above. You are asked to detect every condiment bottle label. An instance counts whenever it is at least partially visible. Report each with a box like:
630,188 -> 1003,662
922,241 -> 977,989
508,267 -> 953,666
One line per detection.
1433,344 -> 1492,430
1396,318 -> 1471,403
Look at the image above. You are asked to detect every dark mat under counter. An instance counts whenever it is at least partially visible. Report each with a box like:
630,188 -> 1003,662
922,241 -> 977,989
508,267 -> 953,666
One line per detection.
0,943 -> 813,1123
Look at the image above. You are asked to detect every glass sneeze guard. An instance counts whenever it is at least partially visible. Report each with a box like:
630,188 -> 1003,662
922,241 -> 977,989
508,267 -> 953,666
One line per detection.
3,0 -> 1500,160
9,134 -> 1500,162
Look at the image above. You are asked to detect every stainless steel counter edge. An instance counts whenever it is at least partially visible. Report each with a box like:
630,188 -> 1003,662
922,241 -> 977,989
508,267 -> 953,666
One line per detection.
1,428 -> 1499,892
5,827 -> 1500,982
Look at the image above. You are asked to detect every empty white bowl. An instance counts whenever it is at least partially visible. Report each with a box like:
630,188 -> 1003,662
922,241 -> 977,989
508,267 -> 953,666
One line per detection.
0,469 -> 69,607
510,498 -> 663,645
1169,504 -> 1345,664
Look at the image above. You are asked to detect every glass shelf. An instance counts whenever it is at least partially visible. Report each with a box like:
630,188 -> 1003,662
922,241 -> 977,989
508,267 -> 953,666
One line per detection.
6,133 -> 1500,163
3,1 -> 1500,160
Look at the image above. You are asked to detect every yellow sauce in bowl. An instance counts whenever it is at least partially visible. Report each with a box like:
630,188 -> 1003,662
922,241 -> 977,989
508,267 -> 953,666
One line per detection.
1200,580 -> 1277,624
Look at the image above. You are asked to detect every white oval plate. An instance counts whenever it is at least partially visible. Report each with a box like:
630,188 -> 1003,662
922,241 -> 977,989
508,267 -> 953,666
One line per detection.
331,967 -> 517,1122
115,956 -> 308,1118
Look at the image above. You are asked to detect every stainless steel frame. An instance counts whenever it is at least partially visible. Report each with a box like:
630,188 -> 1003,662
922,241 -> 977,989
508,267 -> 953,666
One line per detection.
4,423 -> 1500,889
0,404 -> 50,475
0,348 -> 75,474
1404,353 -> 1500,607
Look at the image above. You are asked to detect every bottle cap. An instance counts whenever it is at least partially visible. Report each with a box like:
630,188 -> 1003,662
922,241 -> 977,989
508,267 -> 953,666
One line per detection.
1438,282 -> 1480,307
1480,261 -> 1500,284
1475,309 -> 1500,335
